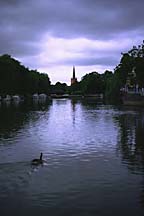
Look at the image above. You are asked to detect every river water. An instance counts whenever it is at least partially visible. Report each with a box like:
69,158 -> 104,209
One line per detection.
0,98 -> 144,216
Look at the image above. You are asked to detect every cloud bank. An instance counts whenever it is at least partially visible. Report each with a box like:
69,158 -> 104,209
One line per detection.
0,0 -> 144,83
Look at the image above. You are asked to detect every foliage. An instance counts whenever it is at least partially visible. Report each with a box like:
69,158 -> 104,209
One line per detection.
80,72 -> 104,94
69,82 -> 82,95
0,54 -> 51,95
1,41 -> 144,102
51,82 -> 67,95
105,41 -> 144,101
135,57 -> 144,87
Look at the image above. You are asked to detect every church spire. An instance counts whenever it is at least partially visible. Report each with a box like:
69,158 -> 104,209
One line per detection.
73,66 -> 75,79
71,66 -> 77,85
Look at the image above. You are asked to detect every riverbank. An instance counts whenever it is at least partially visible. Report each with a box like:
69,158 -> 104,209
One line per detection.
122,92 -> 144,106
50,93 -> 103,99
0,93 -> 51,103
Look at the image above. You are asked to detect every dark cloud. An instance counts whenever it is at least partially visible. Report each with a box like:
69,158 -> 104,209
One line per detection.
0,0 -> 21,6
1,0 -> 144,39
0,27 -> 42,57
0,0 -> 144,73
61,56 -> 118,67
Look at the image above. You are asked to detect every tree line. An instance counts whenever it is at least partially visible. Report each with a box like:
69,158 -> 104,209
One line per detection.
68,41 -> 144,101
105,41 -> 144,100
0,54 -> 51,96
1,41 -> 144,101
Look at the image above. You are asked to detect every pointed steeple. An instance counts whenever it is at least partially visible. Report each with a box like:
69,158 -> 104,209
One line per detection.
71,66 -> 77,85
73,66 -> 75,79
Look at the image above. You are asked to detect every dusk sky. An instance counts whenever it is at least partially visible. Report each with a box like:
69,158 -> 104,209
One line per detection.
0,0 -> 144,84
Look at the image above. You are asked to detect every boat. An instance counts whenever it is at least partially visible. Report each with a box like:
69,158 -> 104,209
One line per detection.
121,90 -> 144,106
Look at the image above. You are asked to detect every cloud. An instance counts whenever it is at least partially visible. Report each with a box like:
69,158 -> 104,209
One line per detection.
0,0 -> 144,83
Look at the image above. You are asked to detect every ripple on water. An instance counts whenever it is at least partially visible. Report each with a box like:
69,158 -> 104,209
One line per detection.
0,100 -> 144,215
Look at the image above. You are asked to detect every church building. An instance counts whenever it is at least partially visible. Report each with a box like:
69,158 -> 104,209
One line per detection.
71,66 -> 77,85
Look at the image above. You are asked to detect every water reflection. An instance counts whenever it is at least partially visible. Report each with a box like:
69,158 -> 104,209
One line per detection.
116,108 -> 144,171
1,99 -> 144,215
115,107 -> 144,207
0,100 -> 52,141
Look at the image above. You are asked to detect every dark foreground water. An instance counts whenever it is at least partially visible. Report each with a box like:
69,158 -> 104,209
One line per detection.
0,99 -> 144,216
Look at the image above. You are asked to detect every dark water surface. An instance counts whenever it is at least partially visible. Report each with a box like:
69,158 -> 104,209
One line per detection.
0,99 -> 144,215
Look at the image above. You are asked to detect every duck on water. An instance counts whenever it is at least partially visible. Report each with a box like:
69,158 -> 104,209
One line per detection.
31,153 -> 44,165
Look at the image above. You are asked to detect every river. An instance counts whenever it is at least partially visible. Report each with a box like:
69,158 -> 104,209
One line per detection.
0,98 -> 144,216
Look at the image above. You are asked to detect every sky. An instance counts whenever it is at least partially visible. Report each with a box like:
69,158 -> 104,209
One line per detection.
0,0 -> 144,85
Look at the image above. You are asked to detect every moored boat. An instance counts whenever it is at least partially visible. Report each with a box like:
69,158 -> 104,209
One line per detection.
122,92 -> 144,106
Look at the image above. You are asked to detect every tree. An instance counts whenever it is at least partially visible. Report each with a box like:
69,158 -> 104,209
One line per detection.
51,82 -> 67,95
0,54 -> 51,95
80,72 -> 103,94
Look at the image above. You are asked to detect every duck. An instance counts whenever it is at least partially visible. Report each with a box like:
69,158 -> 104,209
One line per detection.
31,153 -> 43,165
